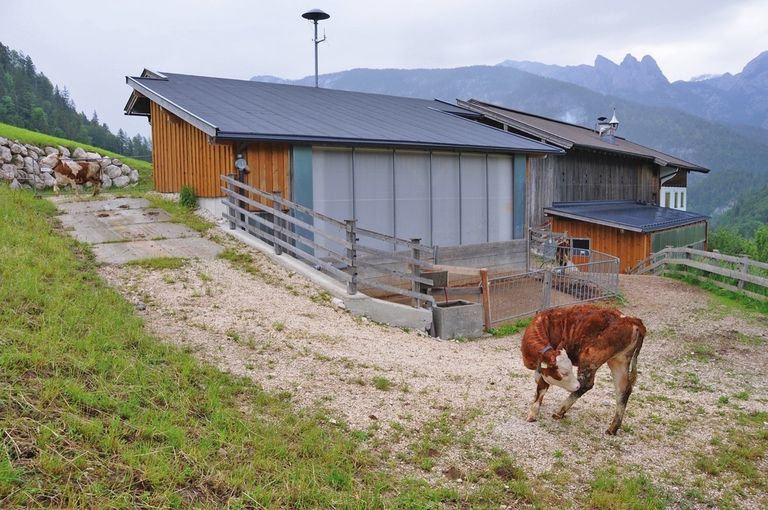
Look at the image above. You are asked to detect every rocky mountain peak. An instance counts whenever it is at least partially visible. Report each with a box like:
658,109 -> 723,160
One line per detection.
620,53 -> 640,66
742,50 -> 768,78
594,54 -> 617,69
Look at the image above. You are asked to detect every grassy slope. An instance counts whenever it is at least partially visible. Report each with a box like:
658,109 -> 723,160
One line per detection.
0,187 -> 390,508
0,122 -> 153,191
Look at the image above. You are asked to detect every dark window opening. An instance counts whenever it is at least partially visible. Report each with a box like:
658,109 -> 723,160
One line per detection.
571,238 -> 591,256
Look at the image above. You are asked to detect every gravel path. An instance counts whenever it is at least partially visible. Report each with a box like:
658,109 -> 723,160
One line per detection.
99,229 -> 768,507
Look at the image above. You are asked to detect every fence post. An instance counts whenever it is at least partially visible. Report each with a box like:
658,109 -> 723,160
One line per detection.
480,268 -> 491,330
541,270 -> 552,309
346,219 -> 358,295
227,175 -> 236,230
273,191 -> 282,255
738,255 -> 749,290
410,238 -> 422,308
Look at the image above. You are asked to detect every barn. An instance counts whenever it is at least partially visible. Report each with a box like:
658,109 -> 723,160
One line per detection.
124,70 -> 561,272
458,100 -> 711,272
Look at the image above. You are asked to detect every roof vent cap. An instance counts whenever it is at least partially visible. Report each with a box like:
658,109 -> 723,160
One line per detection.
596,108 -> 619,143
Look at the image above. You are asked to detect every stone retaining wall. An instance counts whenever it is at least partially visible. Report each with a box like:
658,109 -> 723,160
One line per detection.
0,136 -> 140,191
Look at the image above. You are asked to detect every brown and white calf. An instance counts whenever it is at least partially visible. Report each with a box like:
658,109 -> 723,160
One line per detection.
520,304 -> 646,435
52,159 -> 102,196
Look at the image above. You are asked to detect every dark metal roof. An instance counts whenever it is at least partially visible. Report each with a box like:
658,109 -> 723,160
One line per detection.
544,200 -> 709,233
460,99 -> 709,173
124,71 -> 561,154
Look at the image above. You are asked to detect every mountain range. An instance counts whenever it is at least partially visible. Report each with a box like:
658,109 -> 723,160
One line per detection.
252,53 -> 768,222
500,51 -> 768,132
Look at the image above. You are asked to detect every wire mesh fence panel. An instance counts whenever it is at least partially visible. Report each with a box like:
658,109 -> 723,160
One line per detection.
487,253 -> 619,327
487,270 -> 547,325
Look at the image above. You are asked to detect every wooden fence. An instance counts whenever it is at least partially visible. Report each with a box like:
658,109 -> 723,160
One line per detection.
629,247 -> 768,302
221,175 -> 437,306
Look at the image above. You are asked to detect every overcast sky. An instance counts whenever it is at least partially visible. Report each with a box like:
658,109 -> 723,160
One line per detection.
4,0 -> 768,138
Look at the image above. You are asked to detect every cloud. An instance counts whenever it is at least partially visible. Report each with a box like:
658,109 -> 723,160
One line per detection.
2,0 -> 766,136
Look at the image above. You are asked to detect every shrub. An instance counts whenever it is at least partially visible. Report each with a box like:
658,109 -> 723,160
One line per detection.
179,185 -> 198,209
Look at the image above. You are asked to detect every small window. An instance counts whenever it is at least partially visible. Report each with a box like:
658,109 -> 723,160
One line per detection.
665,192 -> 671,207
674,193 -> 678,209
571,238 -> 591,256
681,191 -> 686,210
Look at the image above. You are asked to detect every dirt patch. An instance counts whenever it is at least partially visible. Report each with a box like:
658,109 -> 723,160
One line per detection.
99,231 -> 768,507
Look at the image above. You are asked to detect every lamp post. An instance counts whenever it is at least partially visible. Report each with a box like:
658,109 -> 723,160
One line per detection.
301,9 -> 330,88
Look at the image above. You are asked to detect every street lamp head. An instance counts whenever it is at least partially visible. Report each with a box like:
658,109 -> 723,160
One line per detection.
302,9 -> 330,21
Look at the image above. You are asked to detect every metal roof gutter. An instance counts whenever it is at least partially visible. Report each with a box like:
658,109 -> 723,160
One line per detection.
124,76 -> 219,137
214,131 -> 563,154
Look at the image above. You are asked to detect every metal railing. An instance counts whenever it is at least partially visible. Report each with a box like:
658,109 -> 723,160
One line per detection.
221,175 -> 436,307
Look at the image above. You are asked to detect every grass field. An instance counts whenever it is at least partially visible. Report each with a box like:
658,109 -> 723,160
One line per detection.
0,122 -> 153,191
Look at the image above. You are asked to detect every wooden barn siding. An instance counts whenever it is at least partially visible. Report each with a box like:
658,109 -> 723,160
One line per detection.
528,150 -> 658,228
244,143 -> 291,204
550,216 -> 650,274
149,102 -> 290,199
150,102 -> 234,196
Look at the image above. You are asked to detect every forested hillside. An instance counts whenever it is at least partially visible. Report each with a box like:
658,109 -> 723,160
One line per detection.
0,42 -> 150,159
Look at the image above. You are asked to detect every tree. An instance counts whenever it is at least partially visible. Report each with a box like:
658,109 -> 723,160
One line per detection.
30,106 -> 48,132
754,225 -> 768,262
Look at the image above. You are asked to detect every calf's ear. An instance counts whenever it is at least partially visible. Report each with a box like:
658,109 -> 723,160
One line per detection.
541,350 -> 558,368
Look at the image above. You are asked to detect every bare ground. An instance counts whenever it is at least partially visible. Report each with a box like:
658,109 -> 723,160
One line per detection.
99,229 -> 768,508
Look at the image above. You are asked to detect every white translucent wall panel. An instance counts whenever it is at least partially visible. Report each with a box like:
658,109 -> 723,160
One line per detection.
312,148 -> 353,257
487,155 -> 514,242
460,154 -> 487,245
395,151 -> 431,244
354,150 -> 395,251
431,153 -> 460,246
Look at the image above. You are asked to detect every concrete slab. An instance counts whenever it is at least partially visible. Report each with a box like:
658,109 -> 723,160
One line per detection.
55,197 -> 151,214
52,196 -> 222,265
88,208 -> 172,227
57,208 -> 171,229
91,237 -> 223,264
68,221 -> 198,244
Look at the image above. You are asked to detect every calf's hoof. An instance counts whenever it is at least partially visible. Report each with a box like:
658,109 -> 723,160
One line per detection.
526,414 -> 538,423
552,412 -> 565,420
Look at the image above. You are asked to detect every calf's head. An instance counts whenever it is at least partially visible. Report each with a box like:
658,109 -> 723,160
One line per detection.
536,347 -> 580,392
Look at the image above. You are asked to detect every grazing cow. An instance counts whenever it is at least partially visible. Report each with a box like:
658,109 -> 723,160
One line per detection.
52,159 -> 102,196
520,304 -> 646,435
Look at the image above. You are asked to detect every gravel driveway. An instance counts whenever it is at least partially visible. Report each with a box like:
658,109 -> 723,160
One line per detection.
99,227 -> 768,507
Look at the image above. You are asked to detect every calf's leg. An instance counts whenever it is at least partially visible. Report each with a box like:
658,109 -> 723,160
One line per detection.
605,356 -> 635,435
527,377 -> 550,422
553,366 -> 596,419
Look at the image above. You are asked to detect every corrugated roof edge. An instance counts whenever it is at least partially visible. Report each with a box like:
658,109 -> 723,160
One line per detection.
544,200 -> 709,233
215,131 -> 560,153
465,99 -> 710,173
125,76 -> 219,137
